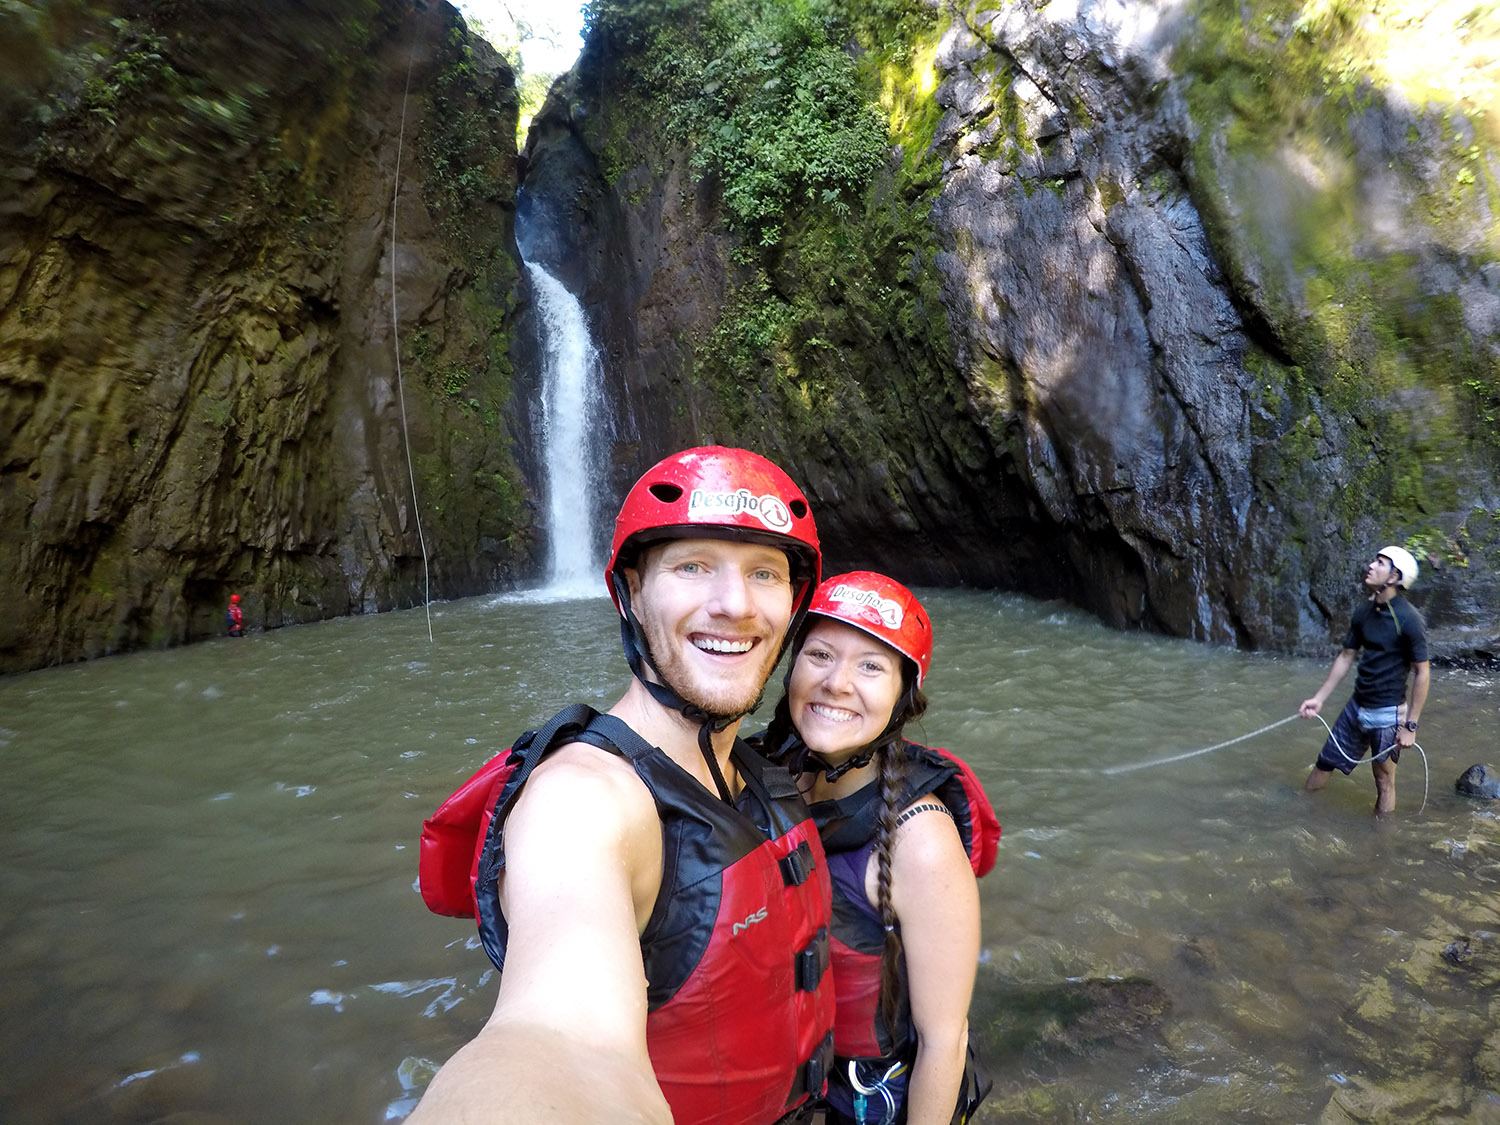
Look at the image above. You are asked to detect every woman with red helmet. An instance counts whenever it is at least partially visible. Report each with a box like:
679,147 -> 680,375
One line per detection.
416,447 -> 835,1125
758,572 -> 998,1125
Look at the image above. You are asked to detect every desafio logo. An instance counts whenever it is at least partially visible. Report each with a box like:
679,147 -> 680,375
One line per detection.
828,583 -> 904,628
688,489 -> 793,534
731,907 -> 769,935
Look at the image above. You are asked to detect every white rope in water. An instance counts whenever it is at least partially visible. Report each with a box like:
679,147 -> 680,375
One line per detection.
1097,709 -> 1430,815
1102,714 -> 1300,775
389,43 -> 434,643
1314,712 -> 1430,815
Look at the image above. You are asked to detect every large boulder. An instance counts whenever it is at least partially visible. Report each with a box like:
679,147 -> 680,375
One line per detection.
1456,764 -> 1500,800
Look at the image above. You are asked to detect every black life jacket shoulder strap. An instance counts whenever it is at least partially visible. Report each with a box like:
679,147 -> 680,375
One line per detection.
900,742 -> 960,805
478,703 -> 625,893
584,718 -> 794,820
496,703 -> 603,808
577,712 -> 660,763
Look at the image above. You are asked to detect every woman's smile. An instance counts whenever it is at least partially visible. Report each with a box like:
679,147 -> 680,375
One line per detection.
789,619 -> 904,759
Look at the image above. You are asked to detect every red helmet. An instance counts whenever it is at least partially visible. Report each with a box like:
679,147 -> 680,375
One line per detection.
606,446 -> 821,613
229,594 -> 241,604
806,571 -> 933,684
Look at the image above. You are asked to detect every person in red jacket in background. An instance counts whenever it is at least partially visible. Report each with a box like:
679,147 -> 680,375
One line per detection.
226,594 -> 244,637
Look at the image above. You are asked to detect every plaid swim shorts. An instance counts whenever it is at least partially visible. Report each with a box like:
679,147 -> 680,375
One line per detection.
1315,697 -> 1400,775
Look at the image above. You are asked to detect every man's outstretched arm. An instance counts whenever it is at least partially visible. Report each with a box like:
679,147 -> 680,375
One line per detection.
410,751 -> 670,1124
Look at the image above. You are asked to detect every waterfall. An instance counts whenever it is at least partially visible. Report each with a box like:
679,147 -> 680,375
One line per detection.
526,260 -> 607,598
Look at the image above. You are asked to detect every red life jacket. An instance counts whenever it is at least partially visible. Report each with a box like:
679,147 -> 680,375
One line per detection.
419,705 -> 836,1125
810,742 -> 999,1061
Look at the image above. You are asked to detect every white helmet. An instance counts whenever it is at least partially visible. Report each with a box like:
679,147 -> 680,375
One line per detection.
1377,545 -> 1419,589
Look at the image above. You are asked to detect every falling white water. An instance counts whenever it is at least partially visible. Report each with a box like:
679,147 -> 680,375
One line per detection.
526,260 -> 607,598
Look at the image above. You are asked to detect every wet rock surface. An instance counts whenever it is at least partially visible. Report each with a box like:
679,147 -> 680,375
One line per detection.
0,0 -> 534,672
973,975 -> 1171,1058
521,0 -> 1498,657
926,4 -> 1498,651
1456,764 -> 1500,800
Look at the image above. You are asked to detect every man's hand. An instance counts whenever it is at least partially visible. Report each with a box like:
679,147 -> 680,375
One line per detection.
1299,698 -> 1323,719
1396,725 -> 1416,749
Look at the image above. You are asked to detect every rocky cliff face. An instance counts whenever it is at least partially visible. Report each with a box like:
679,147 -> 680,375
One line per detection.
0,0 -> 535,672
4,0 -> 1495,672
521,0 -> 1499,656
929,1 -> 1499,651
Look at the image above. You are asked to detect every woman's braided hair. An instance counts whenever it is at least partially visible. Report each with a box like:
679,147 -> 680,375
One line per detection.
873,674 -> 927,1033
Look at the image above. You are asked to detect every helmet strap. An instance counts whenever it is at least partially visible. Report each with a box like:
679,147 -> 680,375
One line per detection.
613,572 -> 740,804
697,722 -> 734,804
796,729 -> 902,782
790,680 -> 918,782
796,745 -> 876,782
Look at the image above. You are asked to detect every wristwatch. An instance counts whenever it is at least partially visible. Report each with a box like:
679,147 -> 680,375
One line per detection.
1402,719 -> 1419,732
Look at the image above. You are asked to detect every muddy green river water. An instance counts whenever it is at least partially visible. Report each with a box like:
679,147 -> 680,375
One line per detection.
1,589 -> 1496,1122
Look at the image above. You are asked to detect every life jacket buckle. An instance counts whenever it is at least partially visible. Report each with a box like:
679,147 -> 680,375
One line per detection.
803,1031 -> 833,1098
779,839 -> 815,887
795,927 -> 830,992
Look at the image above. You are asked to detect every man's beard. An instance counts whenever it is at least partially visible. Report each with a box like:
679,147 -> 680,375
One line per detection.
637,614 -> 778,721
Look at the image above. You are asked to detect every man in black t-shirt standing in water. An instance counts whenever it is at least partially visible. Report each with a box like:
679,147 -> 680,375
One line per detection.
1299,545 -> 1430,815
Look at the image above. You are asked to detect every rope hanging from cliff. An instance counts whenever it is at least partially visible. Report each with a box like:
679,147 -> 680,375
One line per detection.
390,40 -> 434,643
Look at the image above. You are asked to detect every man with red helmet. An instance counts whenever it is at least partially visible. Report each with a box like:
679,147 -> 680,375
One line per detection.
225,594 -> 244,637
414,447 -> 835,1124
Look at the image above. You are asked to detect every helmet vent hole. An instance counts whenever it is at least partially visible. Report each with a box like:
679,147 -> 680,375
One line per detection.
789,500 -> 807,519
648,483 -> 684,503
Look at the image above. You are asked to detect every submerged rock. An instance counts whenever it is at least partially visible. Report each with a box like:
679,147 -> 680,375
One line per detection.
1318,1072 -> 1474,1123
1456,764 -> 1500,800
1174,935 -> 1219,976
973,975 -> 1171,1059
1475,1027 -> 1500,1087
1440,932 -> 1500,990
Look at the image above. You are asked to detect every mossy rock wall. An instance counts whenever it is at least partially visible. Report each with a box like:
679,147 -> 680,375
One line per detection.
521,0 -> 1497,655
0,0 -> 536,672
932,0 -> 1497,651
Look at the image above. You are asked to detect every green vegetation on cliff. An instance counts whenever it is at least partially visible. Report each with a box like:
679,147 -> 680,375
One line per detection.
579,0 -> 971,476
584,0 -> 891,244
1176,0 -> 1499,573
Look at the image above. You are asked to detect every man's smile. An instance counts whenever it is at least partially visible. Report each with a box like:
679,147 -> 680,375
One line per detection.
690,634 -> 757,656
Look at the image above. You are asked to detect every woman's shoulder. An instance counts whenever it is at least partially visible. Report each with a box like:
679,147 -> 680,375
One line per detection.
890,791 -> 968,868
